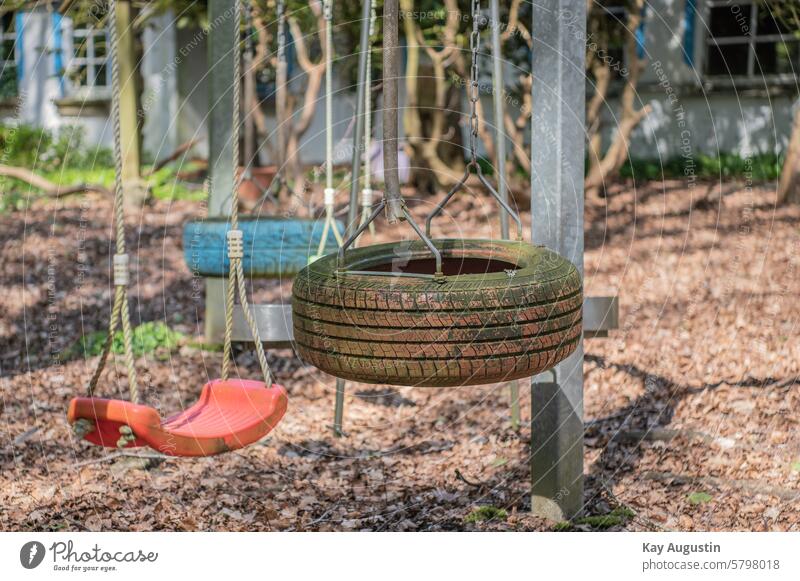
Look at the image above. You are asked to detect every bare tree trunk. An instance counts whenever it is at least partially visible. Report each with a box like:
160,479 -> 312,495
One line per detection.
584,0 -> 651,196
400,0 -> 464,191
249,5 -> 275,164
285,3 -> 326,198
116,0 -> 148,209
778,103 -> 800,204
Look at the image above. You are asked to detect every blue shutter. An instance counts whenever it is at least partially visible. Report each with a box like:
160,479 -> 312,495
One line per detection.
15,12 -> 24,83
683,0 -> 697,67
52,12 -> 64,96
635,4 -> 647,60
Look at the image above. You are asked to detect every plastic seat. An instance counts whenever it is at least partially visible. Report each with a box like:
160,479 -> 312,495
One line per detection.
68,379 -> 288,457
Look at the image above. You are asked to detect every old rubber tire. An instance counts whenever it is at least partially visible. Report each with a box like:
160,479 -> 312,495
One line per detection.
292,239 -> 582,387
183,216 -> 343,278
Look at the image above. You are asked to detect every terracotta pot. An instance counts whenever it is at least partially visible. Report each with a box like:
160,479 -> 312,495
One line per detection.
238,166 -> 279,201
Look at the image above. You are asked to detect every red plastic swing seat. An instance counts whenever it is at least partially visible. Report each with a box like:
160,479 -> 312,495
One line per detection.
68,379 -> 288,457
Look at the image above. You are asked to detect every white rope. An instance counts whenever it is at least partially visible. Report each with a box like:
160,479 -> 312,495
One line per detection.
87,0 -> 138,403
357,5 -> 377,243
310,0 -> 341,262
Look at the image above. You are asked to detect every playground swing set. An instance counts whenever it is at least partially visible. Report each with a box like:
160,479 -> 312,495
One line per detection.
68,0 -> 617,520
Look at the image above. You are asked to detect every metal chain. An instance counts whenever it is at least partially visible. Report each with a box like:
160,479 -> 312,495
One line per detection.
468,0 -> 483,165
87,0 -> 138,402
221,0 -> 273,388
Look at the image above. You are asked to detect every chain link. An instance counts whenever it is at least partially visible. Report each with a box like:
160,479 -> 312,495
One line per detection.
468,0 -> 483,165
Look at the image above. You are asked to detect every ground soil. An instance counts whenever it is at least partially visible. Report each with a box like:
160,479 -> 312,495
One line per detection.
1,179 -> 799,531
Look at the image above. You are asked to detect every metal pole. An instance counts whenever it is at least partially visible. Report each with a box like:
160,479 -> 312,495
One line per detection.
530,0 -> 586,520
381,0 -> 403,224
348,0 -> 373,235
324,0 -> 334,192
204,0 -> 237,343
491,0 -> 508,239
489,0 -> 519,430
334,0 -> 373,438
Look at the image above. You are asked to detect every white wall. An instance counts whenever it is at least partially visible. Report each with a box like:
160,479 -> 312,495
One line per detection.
141,11 -> 179,161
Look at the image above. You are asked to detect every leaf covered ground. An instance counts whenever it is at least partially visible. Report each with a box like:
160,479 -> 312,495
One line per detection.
1,180 -> 799,531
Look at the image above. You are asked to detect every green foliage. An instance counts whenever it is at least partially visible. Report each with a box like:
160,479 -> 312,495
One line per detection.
621,153 -> 781,182
687,491 -> 713,505
0,189 -> 27,213
76,321 -> 185,358
465,505 -> 508,523
0,123 -> 204,207
791,461 -> 800,473
0,123 -> 114,173
148,165 -> 206,202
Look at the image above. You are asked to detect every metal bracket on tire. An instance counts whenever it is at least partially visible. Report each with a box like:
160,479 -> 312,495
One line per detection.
335,199 -> 447,283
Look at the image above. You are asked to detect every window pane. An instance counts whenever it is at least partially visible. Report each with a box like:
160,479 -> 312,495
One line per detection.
94,34 -> 107,58
73,64 -> 88,87
706,42 -> 750,75
0,13 -> 14,34
709,4 -> 753,38
1,39 -> 14,61
0,67 -> 17,99
74,37 -> 89,59
756,6 -> 793,36
94,63 -> 107,87
755,41 -> 799,75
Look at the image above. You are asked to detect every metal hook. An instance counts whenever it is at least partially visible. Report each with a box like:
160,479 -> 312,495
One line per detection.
425,161 -> 523,240
336,198 -> 444,282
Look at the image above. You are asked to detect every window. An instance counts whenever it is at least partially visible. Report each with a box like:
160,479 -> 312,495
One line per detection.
705,1 -> 799,81
66,20 -> 109,96
587,2 -> 637,80
0,12 -> 17,100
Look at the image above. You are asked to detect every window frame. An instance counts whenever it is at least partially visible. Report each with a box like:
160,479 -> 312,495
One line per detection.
0,11 -> 18,100
62,16 -> 110,99
703,0 -> 800,84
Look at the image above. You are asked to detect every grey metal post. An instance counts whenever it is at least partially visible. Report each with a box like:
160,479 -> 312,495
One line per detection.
205,0 -> 237,343
489,0 -> 520,431
333,0 -> 373,437
530,0 -> 586,520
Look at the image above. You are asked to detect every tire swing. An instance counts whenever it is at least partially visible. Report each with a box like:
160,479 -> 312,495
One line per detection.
69,0 -> 287,457
183,0 -> 343,278
292,0 -> 582,387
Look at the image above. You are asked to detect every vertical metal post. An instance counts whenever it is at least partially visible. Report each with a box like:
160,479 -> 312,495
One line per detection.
382,0 -> 403,223
204,0 -> 237,343
489,0 -> 520,431
334,0 -> 372,438
348,0 -> 373,233
530,0 -> 586,520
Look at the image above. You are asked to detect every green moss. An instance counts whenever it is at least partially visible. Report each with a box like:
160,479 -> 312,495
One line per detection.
687,492 -> 713,505
186,340 -> 225,352
555,506 -> 635,531
552,521 -> 572,531
465,505 -> 508,524
790,461 -> 800,473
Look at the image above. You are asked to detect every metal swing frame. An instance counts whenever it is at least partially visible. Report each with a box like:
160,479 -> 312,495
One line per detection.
205,0 -> 618,520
